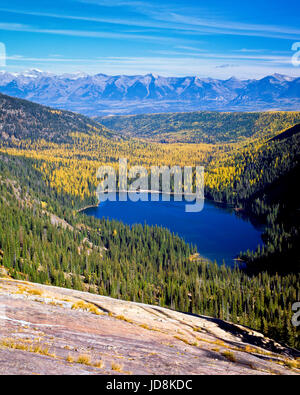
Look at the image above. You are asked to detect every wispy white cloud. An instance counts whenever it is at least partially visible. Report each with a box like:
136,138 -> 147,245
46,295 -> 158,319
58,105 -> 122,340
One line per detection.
0,22 -> 29,30
0,8 -> 161,29
76,0 -> 148,7
234,48 -> 266,53
0,21 -> 178,43
164,12 -> 300,37
7,54 -> 89,62
1,6 -> 299,40
78,0 -> 300,40
176,45 -> 207,52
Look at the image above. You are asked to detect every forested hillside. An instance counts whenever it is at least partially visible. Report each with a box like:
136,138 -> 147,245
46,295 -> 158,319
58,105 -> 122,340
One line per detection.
204,124 -> 300,273
0,95 -> 299,349
1,97 -> 299,273
97,111 -> 300,143
0,153 -> 299,349
0,92 -> 114,143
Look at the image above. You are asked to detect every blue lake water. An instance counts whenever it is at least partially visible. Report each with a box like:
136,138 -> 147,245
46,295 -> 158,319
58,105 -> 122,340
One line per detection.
84,193 -> 264,266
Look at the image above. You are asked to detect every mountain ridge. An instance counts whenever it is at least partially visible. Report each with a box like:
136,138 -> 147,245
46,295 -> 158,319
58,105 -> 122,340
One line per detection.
0,92 -> 114,143
0,70 -> 299,116
97,110 -> 300,143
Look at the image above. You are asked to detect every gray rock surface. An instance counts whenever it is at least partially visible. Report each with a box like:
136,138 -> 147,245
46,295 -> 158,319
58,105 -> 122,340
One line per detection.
0,278 -> 299,375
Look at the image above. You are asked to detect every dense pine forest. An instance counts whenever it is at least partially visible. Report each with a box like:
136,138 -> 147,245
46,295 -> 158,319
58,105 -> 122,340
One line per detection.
0,153 -> 299,348
0,93 -> 299,349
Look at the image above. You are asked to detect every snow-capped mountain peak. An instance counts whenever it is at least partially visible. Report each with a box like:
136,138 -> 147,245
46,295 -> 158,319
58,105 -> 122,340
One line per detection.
0,71 -> 298,115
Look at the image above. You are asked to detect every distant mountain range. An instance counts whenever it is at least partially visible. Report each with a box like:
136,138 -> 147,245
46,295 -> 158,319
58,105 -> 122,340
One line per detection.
0,70 -> 299,115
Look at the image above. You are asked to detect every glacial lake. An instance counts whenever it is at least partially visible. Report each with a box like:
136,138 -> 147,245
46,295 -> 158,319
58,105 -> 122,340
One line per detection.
84,193 -> 264,266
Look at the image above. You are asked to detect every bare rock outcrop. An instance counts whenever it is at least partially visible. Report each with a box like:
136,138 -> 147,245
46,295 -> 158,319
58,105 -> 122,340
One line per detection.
0,278 -> 299,375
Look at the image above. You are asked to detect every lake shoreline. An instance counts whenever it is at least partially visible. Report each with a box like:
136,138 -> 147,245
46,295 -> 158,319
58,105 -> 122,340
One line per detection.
79,192 -> 264,266
77,190 -> 236,213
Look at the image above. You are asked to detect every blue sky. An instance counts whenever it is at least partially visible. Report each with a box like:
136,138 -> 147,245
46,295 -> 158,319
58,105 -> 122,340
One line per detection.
0,0 -> 300,78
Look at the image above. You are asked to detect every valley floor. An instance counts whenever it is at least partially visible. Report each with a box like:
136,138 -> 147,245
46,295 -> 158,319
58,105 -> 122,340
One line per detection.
0,278 -> 299,375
